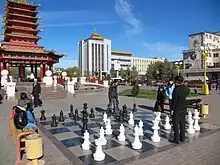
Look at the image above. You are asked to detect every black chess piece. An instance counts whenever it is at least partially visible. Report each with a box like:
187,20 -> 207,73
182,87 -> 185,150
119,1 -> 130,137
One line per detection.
68,106 -> 75,118
89,108 -> 95,118
81,108 -> 88,133
122,104 -> 128,119
74,109 -> 79,121
118,110 -> 123,122
40,109 -> 46,121
59,110 -> 65,122
51,114 -> 58,127
81,102 -> 88,113
70,104 -> 73,111
132,103 -> 137,112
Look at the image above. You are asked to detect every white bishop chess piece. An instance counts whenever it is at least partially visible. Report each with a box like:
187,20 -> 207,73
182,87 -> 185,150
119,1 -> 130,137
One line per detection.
105,118 -> 113,135
95,127 -> 107,145
151,120 -> 160,142
187,116 -> 195,134
103,112 -> 107,123
193,109 -> 200,131
138,120 -> 144,136
82,130 -> 91,150
118,124 -> 126,142
128,112 -> 134,125
93,142 -> 105,161
132,125 -> 142,149
164,115 -> 171,130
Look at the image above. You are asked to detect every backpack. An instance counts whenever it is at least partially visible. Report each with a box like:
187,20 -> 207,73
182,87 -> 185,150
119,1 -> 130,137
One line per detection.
14,107 -> 28,129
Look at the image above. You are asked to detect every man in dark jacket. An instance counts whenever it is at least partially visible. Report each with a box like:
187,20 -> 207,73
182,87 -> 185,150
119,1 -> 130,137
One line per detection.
107,81 -> 119,115
32,78 -> 42,107
171,76 -> 189,144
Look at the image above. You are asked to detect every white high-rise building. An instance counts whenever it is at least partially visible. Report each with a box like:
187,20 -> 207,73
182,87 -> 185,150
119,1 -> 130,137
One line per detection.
78,31 -> 111,77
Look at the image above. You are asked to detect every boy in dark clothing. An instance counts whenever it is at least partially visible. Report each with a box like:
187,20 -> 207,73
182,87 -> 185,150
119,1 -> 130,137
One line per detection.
107,81 -> 119,115
155,86 -> 165,112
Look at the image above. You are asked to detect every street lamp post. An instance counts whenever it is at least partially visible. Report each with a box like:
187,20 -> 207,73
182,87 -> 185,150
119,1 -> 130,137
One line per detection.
200,46 -> 210,95
175,61 -> 183,76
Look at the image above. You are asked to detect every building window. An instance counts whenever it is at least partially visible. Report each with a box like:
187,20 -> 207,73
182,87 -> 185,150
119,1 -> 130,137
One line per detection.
92,43 -> 94,74
214,53 -> 219,57
209,35 -> 212,39
102,44 -> 104,70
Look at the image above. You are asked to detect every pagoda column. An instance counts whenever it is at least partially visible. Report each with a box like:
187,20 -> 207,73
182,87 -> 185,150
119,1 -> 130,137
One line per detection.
30,64 -> 34,73
45,64 -> 48,72
19,65 -> 25,79
34,65 -> 38,78
40,64 -> 44,80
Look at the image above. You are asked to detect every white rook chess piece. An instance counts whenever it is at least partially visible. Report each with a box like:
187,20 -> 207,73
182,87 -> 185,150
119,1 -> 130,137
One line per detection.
103,112 -> 107,123
93,142 -> 105,161
105,118 -> 113,135
187,111 -> 192,123
132,125 -> 142,149
95,127 -> 107,145
138,120 -> 144,136
118,124 -> 126,142
151,120 -> 160,142
193,109 -> 200,131
187,117 -> 195,134
128,112 -> 134,125
164,115 -> 171,130
82,130 -> 91,150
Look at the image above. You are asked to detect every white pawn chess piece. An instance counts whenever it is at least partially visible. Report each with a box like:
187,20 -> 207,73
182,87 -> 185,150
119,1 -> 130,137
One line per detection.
95,127 -> 107,145
132,125 -> 142,149
93,142 -> 105,161
138,120 -> 144,136
155,112 -> 161,121
118,124 -> 126,142
82,130 -> 91,150
164,115 -> 171,130
128,112 -> 134,125
105,118 -> 113,135
187,118 -> 195,134
187,111 -> 192,123
193,109 -> 200,131
103,112 -> 107,123
151,120 -> 161,142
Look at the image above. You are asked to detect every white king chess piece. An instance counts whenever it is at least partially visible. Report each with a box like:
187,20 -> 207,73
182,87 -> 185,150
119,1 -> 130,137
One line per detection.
164,115 -> 171,130
138,120 -> 144,136
132,125 -> 142,149
118,124 -> 126,142
193,109 -> 200,131
128,112 -> 134,125
82,130 -> 91,150
105,118 -> 113,135
103,112 -> 107,123
151,120 -> 161,142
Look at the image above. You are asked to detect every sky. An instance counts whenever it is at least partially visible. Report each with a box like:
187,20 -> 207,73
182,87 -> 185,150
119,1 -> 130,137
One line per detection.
0,0 -> 219,68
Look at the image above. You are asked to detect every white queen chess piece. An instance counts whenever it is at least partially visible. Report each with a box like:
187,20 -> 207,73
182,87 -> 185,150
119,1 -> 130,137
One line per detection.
118,124 -> 126,142
103,112 -> 107,123
82,130 -> 91,150
138,120 -> 144,136
105,118 -> 113,135
128,112 -> 134,125
193,109 -> 200,131
151,120 -> 161,142
132,125 -> 142,149
187,117 -> 195,134
93,142 -> 105,161
164,115 -> 171,130
95,127 -> 107,145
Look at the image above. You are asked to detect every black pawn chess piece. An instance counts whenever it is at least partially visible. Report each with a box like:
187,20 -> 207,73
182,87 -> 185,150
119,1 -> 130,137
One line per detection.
89,108 -> 95,118
132,103 -> 137,112
122,104 -> 128,119
74,109 -> 79,121
70,104 -> 73,111
51,114 -> 58,127
68,106 -> 75,118
59,110 -> 65,122
40,109 -> 46,121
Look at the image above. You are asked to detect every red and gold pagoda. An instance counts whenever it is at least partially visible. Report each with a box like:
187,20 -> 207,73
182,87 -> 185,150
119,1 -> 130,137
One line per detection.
0,0 -> 64,80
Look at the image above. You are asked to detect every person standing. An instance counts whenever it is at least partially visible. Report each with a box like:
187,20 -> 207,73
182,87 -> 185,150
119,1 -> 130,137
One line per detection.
155,86 -> 165,113
107,81 -> 119,115
171,76 -> 189,144
165,79 -> 175,109
31,78 -> 42,107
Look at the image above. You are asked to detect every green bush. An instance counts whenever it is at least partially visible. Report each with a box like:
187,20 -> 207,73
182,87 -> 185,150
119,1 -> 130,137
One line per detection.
131,83 -> 140,96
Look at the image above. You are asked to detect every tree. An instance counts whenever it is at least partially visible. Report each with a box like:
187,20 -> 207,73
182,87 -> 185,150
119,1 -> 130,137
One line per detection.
130,66 -> 139,82
110,66 -> 117,78
119,68 -> 127,79
131,81 -> 140,96
64,67 -> 81,77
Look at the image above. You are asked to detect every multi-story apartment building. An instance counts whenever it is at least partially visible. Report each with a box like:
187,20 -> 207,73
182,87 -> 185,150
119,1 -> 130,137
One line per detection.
111,51 -> 132,70
78,32 -> 111,77
132,57 -> 165,75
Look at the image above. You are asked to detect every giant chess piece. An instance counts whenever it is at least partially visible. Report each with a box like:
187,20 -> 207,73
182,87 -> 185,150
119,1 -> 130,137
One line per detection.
132,125 -> 142,149
74,109 -> 79,121
40,109 -> 46,121
105,118 -> 112,135
69,105 -> 75,118
81,108 -> 88,133
193,109 -> 200,131
51,114 -> 58,127
118,124 -> 126,142
132,103 -> 137,112
187,111 -> 192,123
164,115 -> 171,130
122,104 -> 128,119
58,110 -> 65,122
151,120 -> 160,142
82,102 -> 88,113
89,108 -> 95,118
103,112 -> 107,123
138,120 -> 144,136
128,112 -> 134,125
95,127 -> 107,146
82,130 -> 91,150
118,110 -> 124,122
93,141 -> 105,161
154,112 -> 161,121
187,117 -> 195,134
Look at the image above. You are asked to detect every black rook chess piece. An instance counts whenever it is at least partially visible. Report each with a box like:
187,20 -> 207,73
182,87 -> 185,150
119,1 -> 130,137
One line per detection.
40,109 -> 46,121
89,108 -> 95,118
59,110 -> 65,122
122,104 -> 128,119
132,103 -> 137,112
51,114 -> 58,127
74,109 -> 79,121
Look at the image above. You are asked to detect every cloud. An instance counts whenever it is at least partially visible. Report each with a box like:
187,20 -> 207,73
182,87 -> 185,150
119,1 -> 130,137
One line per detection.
54,60 -> 78,69
114,0 -> 143,35
142,42 -> 187,60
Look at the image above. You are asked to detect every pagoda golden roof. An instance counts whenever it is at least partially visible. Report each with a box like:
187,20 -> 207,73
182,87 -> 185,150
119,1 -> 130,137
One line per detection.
111,50 -> 132,56
85,31 -> 108,41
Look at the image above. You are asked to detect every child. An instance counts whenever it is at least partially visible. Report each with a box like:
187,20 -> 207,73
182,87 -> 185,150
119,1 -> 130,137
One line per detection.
155,86 -> 165,112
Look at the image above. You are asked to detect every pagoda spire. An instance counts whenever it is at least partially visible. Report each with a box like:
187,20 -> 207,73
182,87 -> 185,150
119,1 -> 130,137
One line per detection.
10,0 -> 29,4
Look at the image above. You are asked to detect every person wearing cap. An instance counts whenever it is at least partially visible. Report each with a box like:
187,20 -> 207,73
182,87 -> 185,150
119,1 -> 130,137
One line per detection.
170,76 -> 189,144
32,78 -> 42,107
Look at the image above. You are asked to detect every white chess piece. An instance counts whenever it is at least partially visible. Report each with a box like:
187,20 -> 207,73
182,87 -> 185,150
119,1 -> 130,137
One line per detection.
132,125 -> 142,149
95,127 -> 107,145
155,112 -> 161,121
118,124 -> 126,142
138,120 -> 144,136
128,112 -> 134,125
151,120 -> 160,142
82,130 -> 91,150
187,118 -> 195,134
105,118 -> 113,135
164,115 -> 171,130
187,111 -> 192,123
93,142 -> 105,161
103,113 -> 107,123
193,109 -> 200,131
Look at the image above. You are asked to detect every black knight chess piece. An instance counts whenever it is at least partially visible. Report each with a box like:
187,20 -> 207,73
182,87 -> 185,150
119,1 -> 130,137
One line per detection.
74,109 -> 79,121
81,107 -> 88,133
68,105 -> 75,118
122,104 -> 128,119
81,102 -> 88,113
132,103 -> 137,112
40,109 -> 46,121
51,114 -> 58,127
59,110 -> 65,122
89,108 -> 95,118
